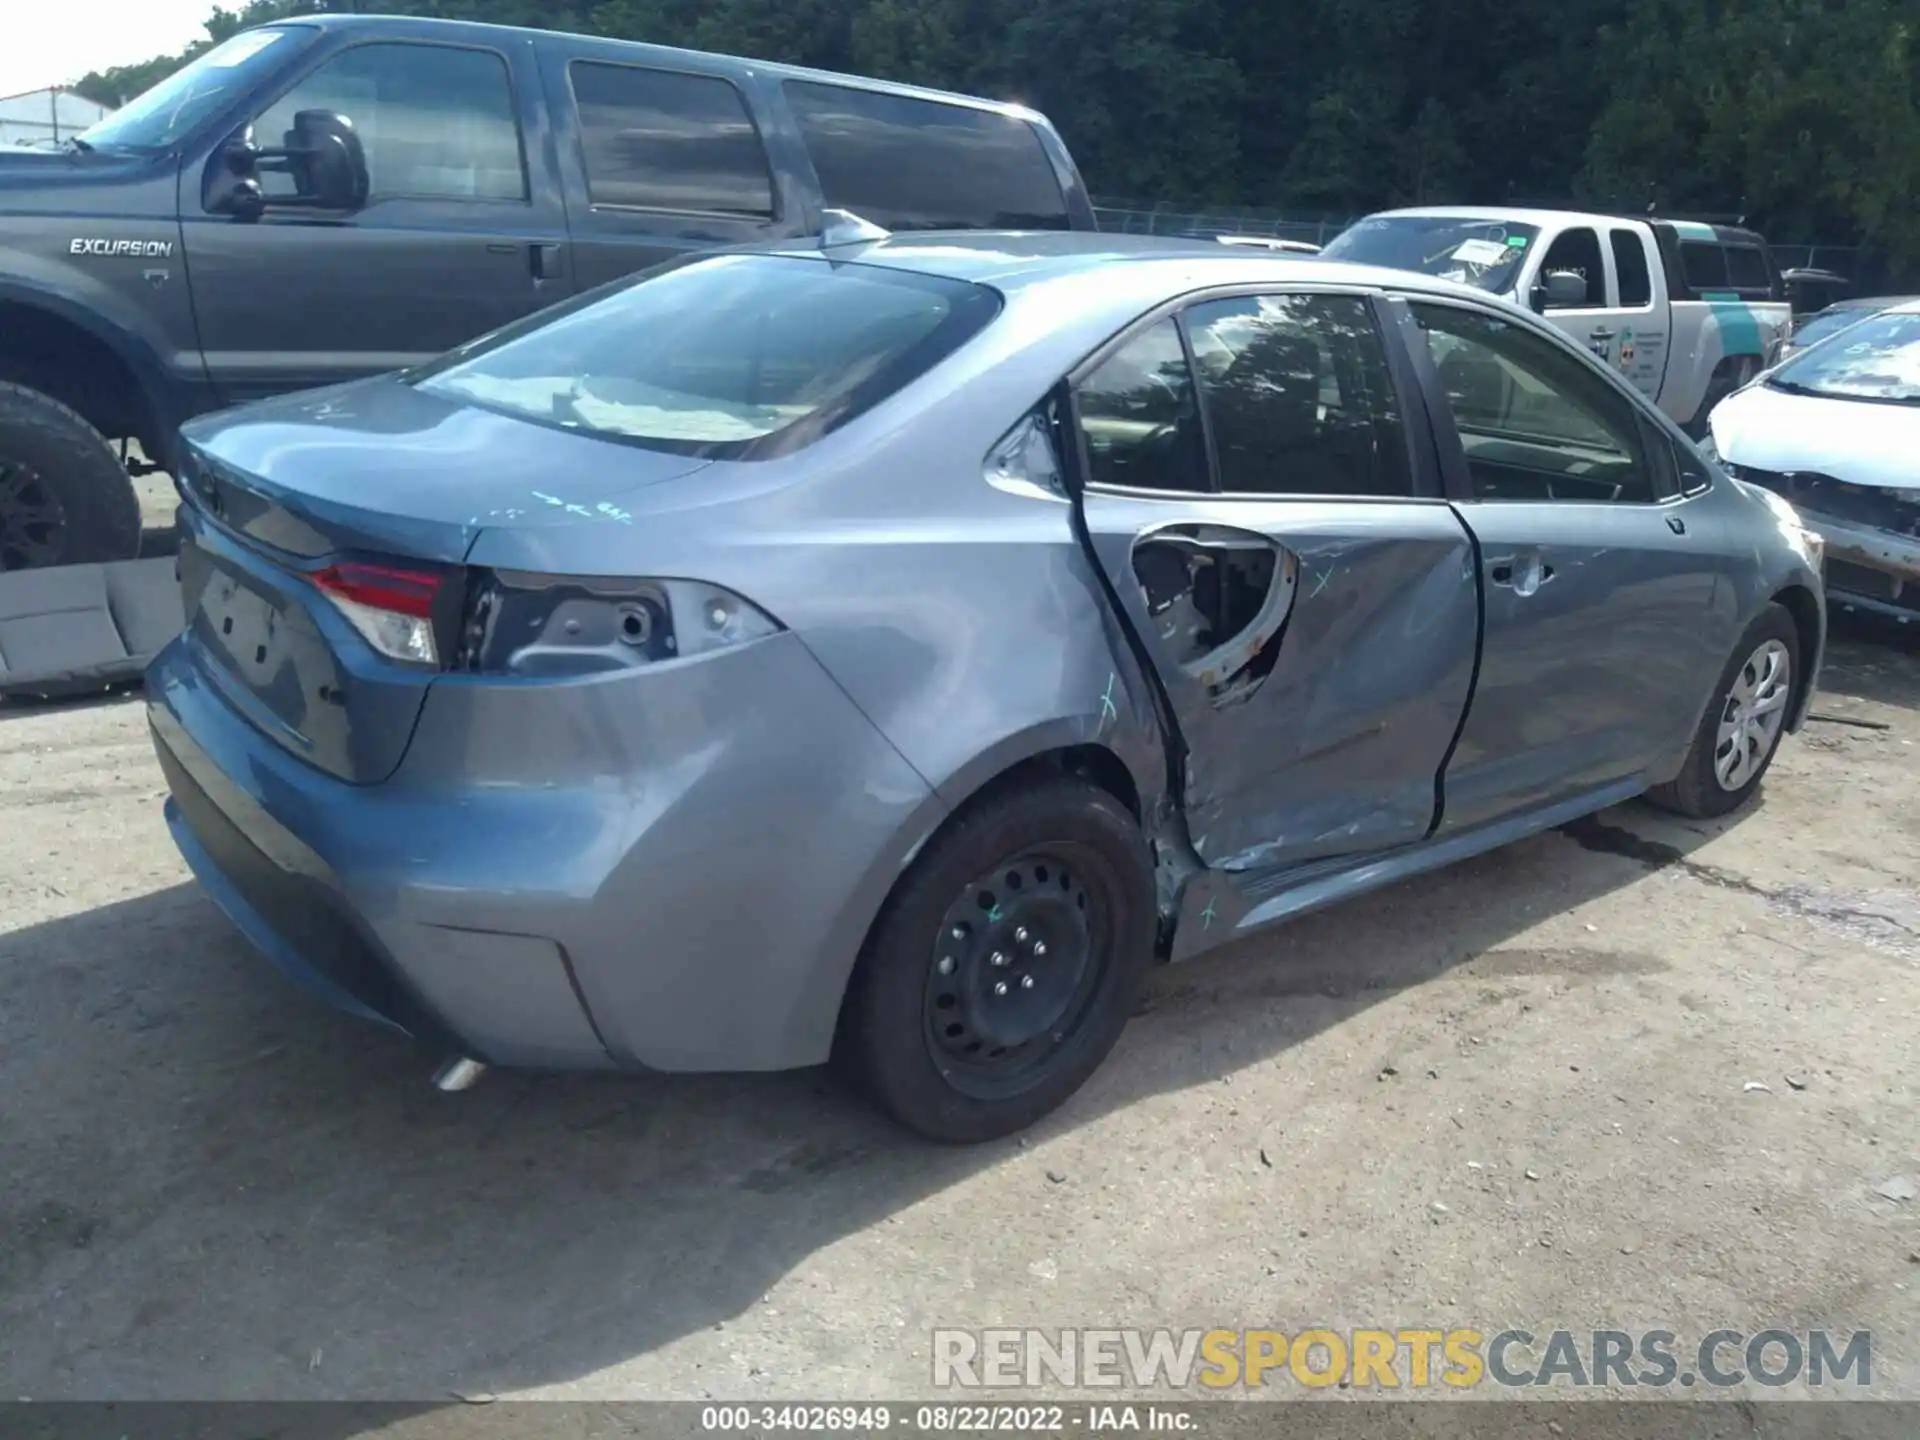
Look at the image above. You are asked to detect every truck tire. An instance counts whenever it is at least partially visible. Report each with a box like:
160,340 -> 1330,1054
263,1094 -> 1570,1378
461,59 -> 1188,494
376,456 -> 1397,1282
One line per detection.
0,381 -> 143,572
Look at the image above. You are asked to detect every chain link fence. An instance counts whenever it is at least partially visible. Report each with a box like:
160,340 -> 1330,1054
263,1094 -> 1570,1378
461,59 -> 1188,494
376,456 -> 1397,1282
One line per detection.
1091,199 -> 1356,247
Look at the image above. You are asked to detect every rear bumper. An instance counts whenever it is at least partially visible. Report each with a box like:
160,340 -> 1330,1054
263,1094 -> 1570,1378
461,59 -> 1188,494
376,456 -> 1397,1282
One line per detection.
147,627 -> 943,1072
151,692 -> 614,1069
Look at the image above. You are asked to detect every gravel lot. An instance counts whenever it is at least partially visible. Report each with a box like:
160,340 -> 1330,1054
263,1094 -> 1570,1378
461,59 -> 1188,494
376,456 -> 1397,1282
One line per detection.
1,612 -> 1916,1406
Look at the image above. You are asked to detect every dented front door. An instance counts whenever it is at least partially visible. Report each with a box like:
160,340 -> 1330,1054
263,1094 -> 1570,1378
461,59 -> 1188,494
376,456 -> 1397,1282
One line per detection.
1068,299 -> 1479,874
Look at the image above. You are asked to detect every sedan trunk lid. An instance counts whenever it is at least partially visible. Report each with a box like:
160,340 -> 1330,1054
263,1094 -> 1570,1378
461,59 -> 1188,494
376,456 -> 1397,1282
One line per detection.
176,376 -> 709,783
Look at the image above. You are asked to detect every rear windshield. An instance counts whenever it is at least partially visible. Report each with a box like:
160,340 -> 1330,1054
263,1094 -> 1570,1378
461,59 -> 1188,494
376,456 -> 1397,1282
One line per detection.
1322,216 -> 1540,294
1768,309 -> 1920,405
413,254 -> 1001,458
78,27 -> 314,152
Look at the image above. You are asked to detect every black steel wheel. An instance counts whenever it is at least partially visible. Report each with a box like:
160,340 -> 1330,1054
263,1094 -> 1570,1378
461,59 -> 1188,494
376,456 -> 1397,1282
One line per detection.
0,460 -> 70,571
0,381 -> 143,572
838,775 -> 1155,1143
923,849 -> 1108,1100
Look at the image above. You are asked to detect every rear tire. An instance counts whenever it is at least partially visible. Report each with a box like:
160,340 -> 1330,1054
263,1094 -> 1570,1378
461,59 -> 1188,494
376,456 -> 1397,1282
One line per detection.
836,776 -> 1155,1143
0,382 -> 143,572
1647,602 -> 1799,818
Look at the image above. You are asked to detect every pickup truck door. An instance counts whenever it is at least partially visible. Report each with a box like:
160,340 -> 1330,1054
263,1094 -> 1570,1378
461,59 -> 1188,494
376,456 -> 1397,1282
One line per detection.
1529,224 -> 1651,381
181,35 -> 570,404
1070,293 -> 1479,880
1599,226 -> 1672,403
534,44 -> 804,291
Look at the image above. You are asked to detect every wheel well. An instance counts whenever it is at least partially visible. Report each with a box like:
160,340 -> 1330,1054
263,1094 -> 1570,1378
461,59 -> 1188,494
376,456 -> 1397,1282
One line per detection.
0,302 -> 159,456
972,744 -> 1143,823
1771,584 -> 1822,719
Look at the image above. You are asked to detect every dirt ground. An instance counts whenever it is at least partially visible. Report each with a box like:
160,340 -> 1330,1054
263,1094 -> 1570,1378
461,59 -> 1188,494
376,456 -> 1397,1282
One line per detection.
1,611 -> 1916,1408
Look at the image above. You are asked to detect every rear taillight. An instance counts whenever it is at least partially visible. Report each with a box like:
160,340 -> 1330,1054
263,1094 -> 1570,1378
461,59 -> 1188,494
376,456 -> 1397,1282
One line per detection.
314,560 -> 456,667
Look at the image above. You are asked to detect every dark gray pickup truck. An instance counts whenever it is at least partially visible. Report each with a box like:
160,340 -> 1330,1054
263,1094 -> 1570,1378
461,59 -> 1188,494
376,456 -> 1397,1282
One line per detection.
0,13 -> 1094,571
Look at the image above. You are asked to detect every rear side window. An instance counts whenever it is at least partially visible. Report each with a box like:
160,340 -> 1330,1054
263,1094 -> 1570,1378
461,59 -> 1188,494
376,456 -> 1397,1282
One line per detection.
1680,241 -> 1729,289
784,81 -> 1069,231
1075,319 -> 1210,493
1184,294 -> 1411,497
1610,229 -> 1653,307
570,62 -> 774,218
414,254 -> 999,459
1725,245 -> 1769,291
253,42 -> 525,202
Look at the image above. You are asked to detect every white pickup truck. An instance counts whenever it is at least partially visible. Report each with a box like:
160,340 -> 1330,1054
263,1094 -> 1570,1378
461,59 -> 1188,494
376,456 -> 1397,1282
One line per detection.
1323,207 -> 1793,434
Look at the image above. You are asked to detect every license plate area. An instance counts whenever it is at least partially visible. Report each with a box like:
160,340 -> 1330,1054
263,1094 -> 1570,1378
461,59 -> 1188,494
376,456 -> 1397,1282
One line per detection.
174,513 -> 438,784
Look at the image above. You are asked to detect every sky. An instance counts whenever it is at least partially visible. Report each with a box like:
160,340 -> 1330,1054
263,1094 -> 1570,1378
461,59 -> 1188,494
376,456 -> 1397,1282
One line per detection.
0,0 -> 215,98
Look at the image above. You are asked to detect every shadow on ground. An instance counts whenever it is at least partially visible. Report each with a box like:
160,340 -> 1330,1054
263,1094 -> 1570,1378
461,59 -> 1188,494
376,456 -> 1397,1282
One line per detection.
0,806 -> 1784,1400
1,615 -> 1914,1403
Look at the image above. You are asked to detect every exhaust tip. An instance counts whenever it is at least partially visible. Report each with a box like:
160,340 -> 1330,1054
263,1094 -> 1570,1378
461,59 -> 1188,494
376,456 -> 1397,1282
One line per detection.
431,1056 -> 489,1092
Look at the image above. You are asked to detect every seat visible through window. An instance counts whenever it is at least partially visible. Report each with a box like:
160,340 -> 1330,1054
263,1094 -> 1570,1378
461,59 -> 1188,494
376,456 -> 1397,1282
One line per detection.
1184,293 -> 1411,496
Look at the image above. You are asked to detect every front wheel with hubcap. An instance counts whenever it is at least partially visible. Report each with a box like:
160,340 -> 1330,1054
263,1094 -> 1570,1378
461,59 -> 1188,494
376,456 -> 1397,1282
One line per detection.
1648,602 -> 1800,818
838,776 -> 1155,1143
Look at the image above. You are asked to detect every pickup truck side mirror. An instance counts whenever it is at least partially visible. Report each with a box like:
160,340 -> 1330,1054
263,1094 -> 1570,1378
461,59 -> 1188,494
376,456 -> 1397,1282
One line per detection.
1533,269 -> 1589,311
207,109 -> 370,219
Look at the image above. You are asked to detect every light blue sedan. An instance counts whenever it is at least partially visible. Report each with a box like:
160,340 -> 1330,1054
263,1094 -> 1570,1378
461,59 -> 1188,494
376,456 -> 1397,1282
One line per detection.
149,228 -> 1826,1141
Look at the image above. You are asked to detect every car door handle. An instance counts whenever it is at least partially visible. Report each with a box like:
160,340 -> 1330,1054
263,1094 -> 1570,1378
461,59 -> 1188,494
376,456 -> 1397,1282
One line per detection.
529,242 -> 564,281
1667,514 -> 1687,535
1490,553 -> 1554,595
1589,327 -> 1617,341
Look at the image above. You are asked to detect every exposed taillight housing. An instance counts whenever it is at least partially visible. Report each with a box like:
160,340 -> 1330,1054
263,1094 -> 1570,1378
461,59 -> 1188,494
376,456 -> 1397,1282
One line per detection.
456,570 -> 781,676
313,560 -> 461,667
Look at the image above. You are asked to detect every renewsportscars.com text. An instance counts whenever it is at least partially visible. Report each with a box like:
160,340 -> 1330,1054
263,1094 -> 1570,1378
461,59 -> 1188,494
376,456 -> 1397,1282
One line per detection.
932,1327 -> 1872,1390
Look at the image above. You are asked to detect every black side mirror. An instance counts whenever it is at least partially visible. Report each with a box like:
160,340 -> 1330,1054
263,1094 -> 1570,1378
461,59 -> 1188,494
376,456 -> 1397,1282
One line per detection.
208,108 -> 369,218
1534,269 -> 1589,310
280,109 -> 370,210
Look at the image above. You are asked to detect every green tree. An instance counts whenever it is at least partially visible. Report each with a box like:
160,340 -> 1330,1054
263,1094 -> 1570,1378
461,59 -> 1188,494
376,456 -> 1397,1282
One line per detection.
1585,0 -> 1920,267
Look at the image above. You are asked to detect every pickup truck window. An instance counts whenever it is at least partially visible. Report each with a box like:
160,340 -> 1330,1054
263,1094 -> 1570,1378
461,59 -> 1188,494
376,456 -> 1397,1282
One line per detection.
1537,228 -> 1604,308
1610,229 -> 1653,307
1679,241 -> 1729,290
783,82 -> 1070,232
413,254 -> 1001,459
1321,216 -> 1539,295
1184,294 -> 1412,497
1725,245 -> 1770,292
569,62 -> 775,218
77,26 -> 315,153
252,42 -> 525,203
1411,303 -> 1653,504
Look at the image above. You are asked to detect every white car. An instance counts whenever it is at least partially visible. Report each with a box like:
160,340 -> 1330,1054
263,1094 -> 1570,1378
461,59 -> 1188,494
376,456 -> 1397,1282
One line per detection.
1706,299 -> 1920,621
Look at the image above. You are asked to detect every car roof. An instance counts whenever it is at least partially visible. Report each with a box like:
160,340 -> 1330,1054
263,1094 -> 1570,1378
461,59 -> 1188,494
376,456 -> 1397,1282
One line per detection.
1364,205 -> 1616,229
761,229 -> 1485,300
291,12 -> 1043,121
1365,207 -> 1768,246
